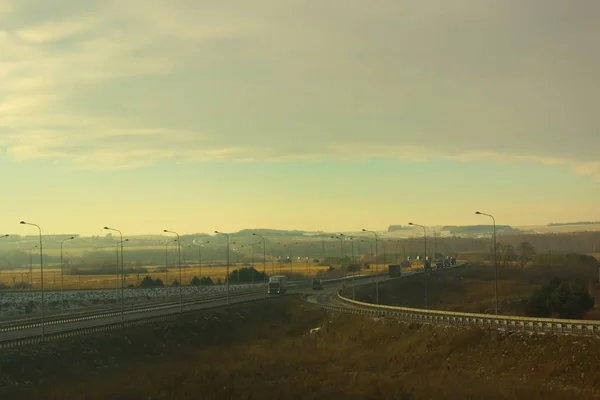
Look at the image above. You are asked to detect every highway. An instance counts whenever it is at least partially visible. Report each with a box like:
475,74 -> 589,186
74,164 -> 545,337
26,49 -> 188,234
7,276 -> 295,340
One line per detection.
0,263 -> 444,349
0,270 -> 405,347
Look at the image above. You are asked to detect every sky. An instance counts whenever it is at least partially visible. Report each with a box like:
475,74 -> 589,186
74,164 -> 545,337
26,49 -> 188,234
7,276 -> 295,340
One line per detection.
1,0 -> 599,236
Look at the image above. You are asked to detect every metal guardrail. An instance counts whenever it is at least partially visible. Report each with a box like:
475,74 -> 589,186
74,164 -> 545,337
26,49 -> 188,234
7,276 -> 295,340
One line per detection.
332,293 -> 600,335
0,293 -> 272,350
0,289 -> 264,333
0,314 -> 177,350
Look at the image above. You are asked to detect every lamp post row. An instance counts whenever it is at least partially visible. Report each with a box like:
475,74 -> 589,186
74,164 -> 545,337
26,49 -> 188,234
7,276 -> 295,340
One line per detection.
9,212 -> 499,341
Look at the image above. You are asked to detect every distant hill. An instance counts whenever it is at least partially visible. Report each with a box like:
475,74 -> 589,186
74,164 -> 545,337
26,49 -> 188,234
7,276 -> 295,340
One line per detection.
234,229 -> 305,237
548,222 -> 600,227
388,225 -> 414,232
442,225 -> 520,234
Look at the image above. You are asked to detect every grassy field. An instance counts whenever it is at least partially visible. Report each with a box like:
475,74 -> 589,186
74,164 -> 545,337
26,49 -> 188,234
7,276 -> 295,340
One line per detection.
1,296 -> 599,399
0,263 -> 406,290
352,261 -> 600,318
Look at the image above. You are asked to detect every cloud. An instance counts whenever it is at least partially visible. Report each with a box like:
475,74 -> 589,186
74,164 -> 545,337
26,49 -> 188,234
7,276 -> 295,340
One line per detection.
0,0 -> 599,177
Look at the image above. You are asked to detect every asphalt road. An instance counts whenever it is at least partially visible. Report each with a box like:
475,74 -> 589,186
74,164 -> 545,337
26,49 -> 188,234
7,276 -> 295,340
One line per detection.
0,268 -> 436,344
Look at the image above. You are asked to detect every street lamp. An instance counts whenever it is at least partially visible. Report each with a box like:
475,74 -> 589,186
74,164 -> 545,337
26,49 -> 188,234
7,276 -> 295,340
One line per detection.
252,233 -> 268,298
28,244 -> 38,288
165,239 -> 177,297
214,231 -> 230,304
476,211 -> 499,315
104,226 -> 125,325
193,240 -> 210,279
116,239 -> 129,303
331,236 -> 344,268
340,234 -> 356,299
362,229 -> 379,305
60,236 -> 75,314
409,222 -> 429,309
360,239 -> 373,268
20,221 -> 45,339
163,230 -> 182,314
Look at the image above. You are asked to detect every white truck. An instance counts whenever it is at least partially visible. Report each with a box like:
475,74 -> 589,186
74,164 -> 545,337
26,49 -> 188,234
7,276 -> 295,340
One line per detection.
268,275 -> 288,295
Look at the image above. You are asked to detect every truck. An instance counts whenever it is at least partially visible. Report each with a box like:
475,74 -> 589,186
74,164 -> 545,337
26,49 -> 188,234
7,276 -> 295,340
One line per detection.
312,278 -> 324,290
268,275 -> 288,295
388,265 -> 402,277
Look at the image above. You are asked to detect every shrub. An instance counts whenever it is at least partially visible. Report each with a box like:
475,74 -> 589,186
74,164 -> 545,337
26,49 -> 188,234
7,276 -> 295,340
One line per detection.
200,276 -> 214,286
190,276 -> 201,286
227,267 -> 267,283
139,275 -> 165,288
527,277 -> 594,319
551,282 -> 595,319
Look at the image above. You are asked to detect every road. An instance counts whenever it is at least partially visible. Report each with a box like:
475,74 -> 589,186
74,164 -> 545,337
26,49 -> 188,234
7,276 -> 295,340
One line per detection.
0,268 -> 431,346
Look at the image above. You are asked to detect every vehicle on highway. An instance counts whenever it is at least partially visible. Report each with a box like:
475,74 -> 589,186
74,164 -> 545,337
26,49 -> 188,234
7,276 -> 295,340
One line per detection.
312,279 -> 324,290
451,257 -> 456,265
436,259 -> 443,270
388,265 -> 402,277
268,275 -> 288,295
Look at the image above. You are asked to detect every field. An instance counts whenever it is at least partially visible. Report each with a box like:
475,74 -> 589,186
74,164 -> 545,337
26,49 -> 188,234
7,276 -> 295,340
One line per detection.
0,262 -> 406,290
0,263 -> 335,290
1,296 -> 599,399
351,261 -> 600,318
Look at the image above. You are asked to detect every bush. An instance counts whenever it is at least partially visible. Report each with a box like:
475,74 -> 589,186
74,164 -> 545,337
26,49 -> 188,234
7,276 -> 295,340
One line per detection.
139,275 -> 165,288
171,280 -> 180,287
190,276 -> 201,286
527,277 -> 594,319
551,282 -> 595,319
227,267 -> 267,283
200,276 -> 214,286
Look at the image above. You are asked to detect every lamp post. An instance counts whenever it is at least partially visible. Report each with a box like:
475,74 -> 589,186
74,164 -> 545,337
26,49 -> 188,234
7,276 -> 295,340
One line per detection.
214,231 -> 230,304
194,240 -> 209,279
60,236 -> 75,314
115,239 -> 129,302
340,234 -> 356,299
28,244 -> 38,288
104,226 -> 125,325
476,211 -> 499,315
409,222 -> 428,309
20,221 -> 45,339
163,230 -> 182,313
331,236 -> 344,268
362,229 -> 379,305
165,239 -> 177,298
252,233 -> 268,298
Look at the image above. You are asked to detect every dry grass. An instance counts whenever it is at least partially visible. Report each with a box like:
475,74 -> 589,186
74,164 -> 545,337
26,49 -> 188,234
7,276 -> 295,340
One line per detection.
352,262 -> 600,318
0,264 -> 334,290
1,296 -> 599,399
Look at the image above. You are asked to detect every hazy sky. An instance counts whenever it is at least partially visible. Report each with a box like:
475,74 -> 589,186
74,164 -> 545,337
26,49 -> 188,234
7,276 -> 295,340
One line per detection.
1,0 -> 599,236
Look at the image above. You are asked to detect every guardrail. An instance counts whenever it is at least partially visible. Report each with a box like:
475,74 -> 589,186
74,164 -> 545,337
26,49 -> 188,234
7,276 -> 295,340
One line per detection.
0,288 -> 265,333
0,292 -> 271,350
331,293 -> 600,336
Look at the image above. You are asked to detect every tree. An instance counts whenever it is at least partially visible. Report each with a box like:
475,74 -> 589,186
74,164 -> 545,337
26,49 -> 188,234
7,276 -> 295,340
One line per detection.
502,244 -> 517,266
527,277 -> 594,319
139,275 -> 155,288
226,267 -> 267,284
190,276 -> 201,286
200,276 -> 214,286
517,242 -> 536,272
550,282 -> 595,319
139,275 -> 164,288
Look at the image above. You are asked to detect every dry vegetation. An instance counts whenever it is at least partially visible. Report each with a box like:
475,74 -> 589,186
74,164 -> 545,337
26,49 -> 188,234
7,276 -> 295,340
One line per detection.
352,262 -> 600,318
1,296 -> 600,399
0,264 -> 334,290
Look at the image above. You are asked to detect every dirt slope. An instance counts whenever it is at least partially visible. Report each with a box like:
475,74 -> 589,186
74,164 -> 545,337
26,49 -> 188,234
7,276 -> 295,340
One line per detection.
1,296 -> 599,399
